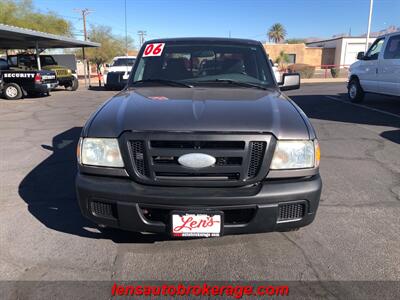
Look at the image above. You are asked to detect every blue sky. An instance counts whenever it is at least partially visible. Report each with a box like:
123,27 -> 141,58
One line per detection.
34,0 -> 400,47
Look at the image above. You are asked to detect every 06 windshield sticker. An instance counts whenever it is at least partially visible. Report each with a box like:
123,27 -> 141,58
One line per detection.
142,43 -> 165,57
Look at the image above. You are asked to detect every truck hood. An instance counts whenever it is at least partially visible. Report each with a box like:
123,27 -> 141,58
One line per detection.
86,87 -> 310,139
43,65 -> 67,70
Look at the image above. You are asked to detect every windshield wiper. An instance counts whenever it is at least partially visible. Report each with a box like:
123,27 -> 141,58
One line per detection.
131,79 -> 193,88
200,79 -> 267,90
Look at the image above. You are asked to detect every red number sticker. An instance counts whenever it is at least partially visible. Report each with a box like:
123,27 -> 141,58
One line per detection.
143,43 -> 165,57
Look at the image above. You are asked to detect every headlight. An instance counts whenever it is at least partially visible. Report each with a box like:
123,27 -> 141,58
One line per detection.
78,138 -> 124,168
270,140 -> 320,170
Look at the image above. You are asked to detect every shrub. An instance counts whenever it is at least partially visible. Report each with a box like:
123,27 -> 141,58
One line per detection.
287,63 -> 315,79
330,68 -> 340,78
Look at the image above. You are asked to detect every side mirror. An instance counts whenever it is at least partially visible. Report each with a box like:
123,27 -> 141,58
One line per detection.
105,63 -> 110,68
279,73 -> 300,91
357,52 -> 365,60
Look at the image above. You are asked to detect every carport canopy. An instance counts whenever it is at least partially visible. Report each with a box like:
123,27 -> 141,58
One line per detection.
0,23 -> 100,49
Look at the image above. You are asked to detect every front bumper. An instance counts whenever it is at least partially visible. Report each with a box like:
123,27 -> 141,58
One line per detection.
104,72 -> 128,89
76,173 -> 322,235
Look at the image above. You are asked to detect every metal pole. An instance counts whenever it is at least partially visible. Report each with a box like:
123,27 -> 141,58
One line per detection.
82,11 -> 91,87
35,41 -> 41,70
82,47 -> 87,87
125,0 -> 128,56
74,8 -> 93,88
365,0 -> 374,52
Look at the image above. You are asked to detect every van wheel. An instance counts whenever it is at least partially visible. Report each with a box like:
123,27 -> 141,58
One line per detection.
3,83 -> 23,100
348,78 -> 364,103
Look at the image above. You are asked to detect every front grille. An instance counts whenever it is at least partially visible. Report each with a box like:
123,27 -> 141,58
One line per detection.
90,201 -> 117,219
247,141 -> 266,178
55,69 -> 68,76
130,141 -> 148,176
277,202 -> 305,222
124,133 -> 271,187
106,72 -> 125,85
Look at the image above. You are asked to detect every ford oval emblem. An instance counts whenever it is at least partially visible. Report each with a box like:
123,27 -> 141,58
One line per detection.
178,153 -> 216,169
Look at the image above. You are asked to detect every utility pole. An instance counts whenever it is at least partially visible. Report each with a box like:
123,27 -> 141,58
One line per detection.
74,8 -> 93,87
138,30 -> 147,48
125,0 -> 128,56
365,0 -> 374,52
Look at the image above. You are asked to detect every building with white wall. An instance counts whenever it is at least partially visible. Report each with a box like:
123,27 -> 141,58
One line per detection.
307,37 -> 376,67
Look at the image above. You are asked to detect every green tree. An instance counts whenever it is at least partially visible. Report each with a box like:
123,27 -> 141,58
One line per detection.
268,23 -> 287,44
79,25 -> 134,72
275,51 -> 290,70
0,0 -> 73,36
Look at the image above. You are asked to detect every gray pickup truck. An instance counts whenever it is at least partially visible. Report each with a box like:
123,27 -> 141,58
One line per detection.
76,38 -> 322,237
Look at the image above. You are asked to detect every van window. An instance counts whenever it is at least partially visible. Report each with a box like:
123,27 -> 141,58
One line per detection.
384,35 -> 400,59
365,38 -> 385,60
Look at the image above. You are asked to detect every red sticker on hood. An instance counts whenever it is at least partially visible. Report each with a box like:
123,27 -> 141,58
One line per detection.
148,96 -> 169,100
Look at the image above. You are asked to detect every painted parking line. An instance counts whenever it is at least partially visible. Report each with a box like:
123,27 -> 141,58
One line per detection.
325,95 -> 400,119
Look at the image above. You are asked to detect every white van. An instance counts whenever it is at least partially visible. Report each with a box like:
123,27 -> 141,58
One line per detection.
348,31 -> 400,102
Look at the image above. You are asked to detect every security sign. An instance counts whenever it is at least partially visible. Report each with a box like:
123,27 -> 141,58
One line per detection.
142,43 -> 165,57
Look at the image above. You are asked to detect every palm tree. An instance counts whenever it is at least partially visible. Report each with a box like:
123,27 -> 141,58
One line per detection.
268,23 -> 287,43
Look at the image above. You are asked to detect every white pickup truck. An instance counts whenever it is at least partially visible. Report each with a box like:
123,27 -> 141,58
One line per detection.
348,31 -> 400,102
104,56 -> 136,90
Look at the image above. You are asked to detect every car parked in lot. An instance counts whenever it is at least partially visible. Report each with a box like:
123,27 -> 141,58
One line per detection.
348,31 -> 400,102
76,38 -> 321,237
0,58 -> 58,100
104,56 -> 136,90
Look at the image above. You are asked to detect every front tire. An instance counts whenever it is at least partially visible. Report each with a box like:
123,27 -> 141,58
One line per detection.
65,78 -> 79,91
3,83 -> 23,100
348,78 -> 364,103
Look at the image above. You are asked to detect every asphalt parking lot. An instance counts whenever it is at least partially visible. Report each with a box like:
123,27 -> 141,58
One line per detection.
0,83 -> 399,298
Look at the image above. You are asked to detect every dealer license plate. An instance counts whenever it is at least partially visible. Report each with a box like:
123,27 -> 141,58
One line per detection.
171,212 -> 222,237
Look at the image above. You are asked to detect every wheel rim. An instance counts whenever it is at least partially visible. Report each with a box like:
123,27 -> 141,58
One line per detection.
349,83 -> 357,99
6,86 -> 18,98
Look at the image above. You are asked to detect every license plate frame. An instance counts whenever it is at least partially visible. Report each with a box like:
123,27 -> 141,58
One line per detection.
170,210 -> 224,238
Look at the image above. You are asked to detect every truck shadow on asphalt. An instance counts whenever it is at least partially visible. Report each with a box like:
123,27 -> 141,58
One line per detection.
290,93 -> 400,145
18,127 -> 170,243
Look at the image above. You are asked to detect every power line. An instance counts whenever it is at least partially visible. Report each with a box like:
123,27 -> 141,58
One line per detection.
73,8 -> 94,41
138,30 -> 147,48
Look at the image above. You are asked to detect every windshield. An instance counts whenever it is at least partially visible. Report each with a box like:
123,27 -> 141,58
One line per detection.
112,58 -> 136,67
130,42 -> 274,88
